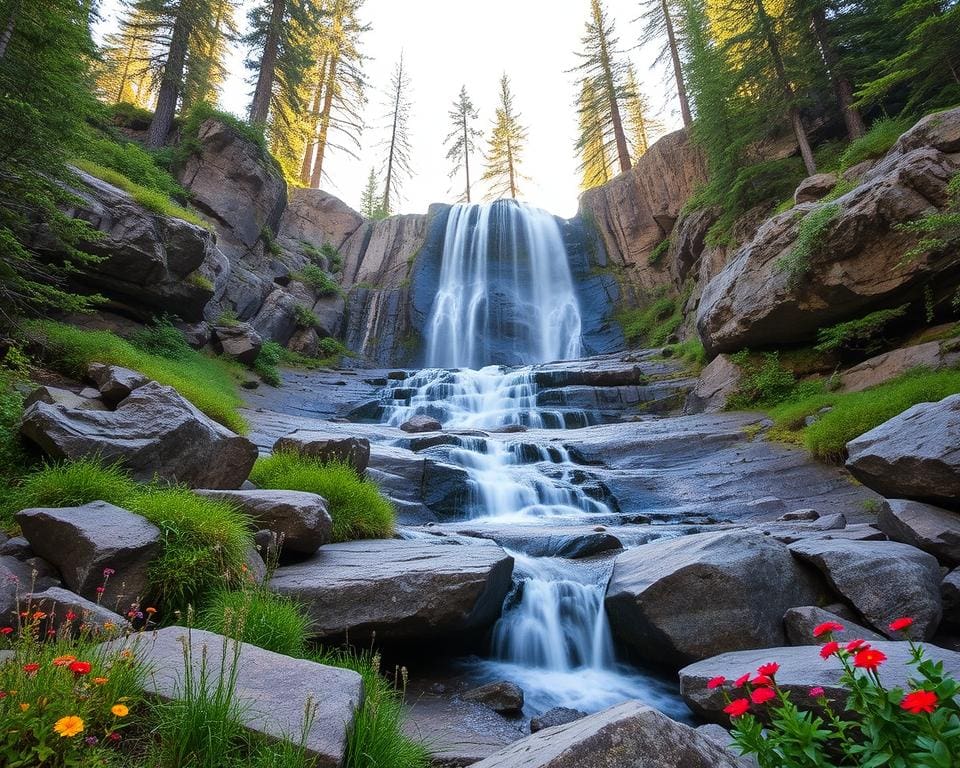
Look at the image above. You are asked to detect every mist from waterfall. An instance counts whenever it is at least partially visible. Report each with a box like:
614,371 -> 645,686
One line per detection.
425,200 -> 583,369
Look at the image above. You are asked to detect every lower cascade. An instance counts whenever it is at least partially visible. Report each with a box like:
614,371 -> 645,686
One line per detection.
385,201 -> 685,718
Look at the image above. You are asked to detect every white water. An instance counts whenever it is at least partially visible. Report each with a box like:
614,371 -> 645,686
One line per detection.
425,201 -> 582,369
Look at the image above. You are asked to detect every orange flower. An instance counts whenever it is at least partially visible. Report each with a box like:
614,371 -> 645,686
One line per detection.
52,655 -> 77,667
19,703 -> 29,712
110,704 -> 129,717
93,677 -> 109,685
53,716 -> 85,738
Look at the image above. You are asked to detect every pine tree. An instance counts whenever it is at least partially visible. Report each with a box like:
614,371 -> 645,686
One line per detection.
576,78 -> 612,190
624,62 -> 660,158
0,0 -> 102,323
359,166 -> 386,218
182,0 -> 237,110
481,73 -> 528,200
96,6 -> 156,107
444,85 -> 482,203
379,54 -> 413,214
575,0 -> 632,173
636,0 -> 692,127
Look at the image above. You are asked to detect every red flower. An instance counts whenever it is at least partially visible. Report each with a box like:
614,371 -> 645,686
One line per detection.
22,663 -> 39,674
809,686 -> 825,697
734,673 -> 750,688
724,698 -> 750,718
900,690 -> 937,715
750,687 -> 776,705
813,621 -> 844,638
889,617 -> 914,632
752,674 -> 774,687
0,627 -> 12,635
65,611 -> 77,622
819,641 -> 840,659
845,639 -> 869,652
757,662 -> 779,677
853,648 -> 887,671
707,676 -> 726,690
68,660 -> 92,676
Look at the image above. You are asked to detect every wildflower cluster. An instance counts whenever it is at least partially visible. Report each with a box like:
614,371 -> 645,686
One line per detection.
716,618 -> 960,767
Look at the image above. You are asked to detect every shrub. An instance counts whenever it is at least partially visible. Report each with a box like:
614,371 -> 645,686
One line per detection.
177,102 -> 269,162
130,316 -> 194,361
260,226 -> 282,257
776,203 -> 840,285
293,304 -> 319,329
648,239 -> 670,266
897,171 -> 960,264
728,351 -> 824,410
79,134 -> 187,201
106,100 -> 154,129
4,458 -> 137,518
197,589 -> 311,658
727,618 -> 960,767
72,159 -> 206,228
312,647 -> 431,768
814,304 -> 910,355
27,321 -> 247,433
318,336 -> 349,360
618,295 -> 681,347
839,116 -> 912,172
294,264 -> 342,297
187,272 -> 214,292
663,339 -> 707,370
253,340 -> 283,387
0,369 -> 28,517
250,454 -> 395,542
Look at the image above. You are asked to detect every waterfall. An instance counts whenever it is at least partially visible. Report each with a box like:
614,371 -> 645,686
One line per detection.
425,201 -> 583,368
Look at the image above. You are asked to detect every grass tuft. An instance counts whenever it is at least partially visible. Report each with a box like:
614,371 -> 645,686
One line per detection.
197,589 -> 311,658
250,454 -> 395,543
28,321 -> 248,433
838,117 -> 912,172
776,203 -> 840,285
293,265 -> 343,297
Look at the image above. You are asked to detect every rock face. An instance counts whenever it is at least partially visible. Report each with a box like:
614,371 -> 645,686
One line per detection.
195,489 -> 332,555
680,642 -> 960,722
102,627 -> 363,767
24,587 -> 130,635
878,498 -> 960,565
269,539 -> 514,643
794,173 -> 838,204
273,431 -> 371,473
530,708 -> 588,734
943,569 -> 960,626
684,354 -> 742,414
462,681 -> 524,715
16,502 -> 161,606
578,130 -> 707,293
32,169 -> 217,321
846,395 -> 960,508
470,701 -> 747,768
783,606 -> 883,646
788,538 -> 942,639
697,109 -> 960,354
20,380 -> 257,489
278,188 -> 364,256
604,531 -> 824,664
400,415 -> 442,433
839,340 -> 960,393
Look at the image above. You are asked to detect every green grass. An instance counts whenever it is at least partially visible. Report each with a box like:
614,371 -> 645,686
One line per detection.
253,340 -> 285,387
28,320 -> 248,433
250,455 -> 395,543
618,295 -> 682,348
313,647 -> 431,768
662,339 -> 707,370
838,117 -> 912,172
768,366 -> 960,462
293,264 -> 343,298
727,351 -> 825,410
292,304 -> 319,329
79,133 -> 187,201
648,239 -> 670,266
3,459 -> 253,612
72,158 -> 207,228
197,589 -> 311,658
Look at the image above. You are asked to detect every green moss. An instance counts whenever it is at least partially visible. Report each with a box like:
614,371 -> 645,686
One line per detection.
187,272 -> 214,292
839,117 -> 912,172
648,239 -> 670,266
814,304 -> 910,355
176,102 -> 276,172
662,339 -> 707,370
292,304 -> 319,329
28,321 -> 248,433
776,203 -> 840,285
250,455 -> 395,543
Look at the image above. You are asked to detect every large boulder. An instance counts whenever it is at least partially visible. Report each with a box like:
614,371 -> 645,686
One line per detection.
470,701 -> 748,768
16,502 -> 161,606
179,119 -> 287,251
794,173 -> 838,204
101,627 -> 362,767
846,395 -> 960,507
86,363 -> 150,405
697,131 -> 960,355
783,605 -> 883,646
278,188 -> 365,255
400,415 -> 443,434
680,642 -> 960,722
212,322 -> 263,366
604,531 -> 825,664
878,498 -> 960,565
22,587 -> 130,636
839,340 -> 960,393
195,489 -> 332,554
788,538 -> 942,639
462,680 -> 524,715
273,431 -> 371,473
269,539 -> 514,643
684,354 -> 742,414
20,381 -> 257,489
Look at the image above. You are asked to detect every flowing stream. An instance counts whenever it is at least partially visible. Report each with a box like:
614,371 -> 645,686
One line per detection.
384,201 -> 685,718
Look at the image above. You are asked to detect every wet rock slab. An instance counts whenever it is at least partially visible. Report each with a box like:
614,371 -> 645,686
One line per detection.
269,539 -> 514,642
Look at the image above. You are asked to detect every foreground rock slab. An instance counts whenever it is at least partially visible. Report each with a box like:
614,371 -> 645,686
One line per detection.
102,627 -> 362,767
846,394 -> 960,508
681,642 -> 960,722
23,587 -> 130,635
470,701 -> 748,768
17,502 -> 161,606
605,531 -> 824,664
788,538 -> 942,639
270,539 -> 514,642
20,381 -> 257,489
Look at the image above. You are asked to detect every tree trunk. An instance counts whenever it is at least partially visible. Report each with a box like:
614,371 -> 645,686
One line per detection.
594,3 -> 630,172
662,0 -> 692,128
382,59 -> 403,213
300,53 -> 329,186
148,3 -> 191,148
116,36 -> 136,104
507,139 -> 516,199
248,0 -> 285,125
755,0 -> 816,175
462,111 -> 472,203
311,52 -> 339,189
809,7 -> 865,140
0,1 -> 20,63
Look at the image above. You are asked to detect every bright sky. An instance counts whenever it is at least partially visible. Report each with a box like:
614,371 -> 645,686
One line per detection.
96,0 -> 682,218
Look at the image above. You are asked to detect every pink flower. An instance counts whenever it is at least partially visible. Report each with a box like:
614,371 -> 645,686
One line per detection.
102,568 -> 115,577
809,686 -> 825,697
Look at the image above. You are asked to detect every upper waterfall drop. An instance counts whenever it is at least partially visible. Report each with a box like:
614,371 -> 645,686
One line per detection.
425,200 -> 584,369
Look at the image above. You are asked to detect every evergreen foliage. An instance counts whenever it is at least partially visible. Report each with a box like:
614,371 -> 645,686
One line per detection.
359,166 -> 387,218
481,74 -> 528,200
445,85 -> 482,203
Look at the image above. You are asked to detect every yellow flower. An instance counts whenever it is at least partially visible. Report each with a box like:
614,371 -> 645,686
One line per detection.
19,703 -> 29,712
93,677 -> 109,685
110,704 -> 129,717
53,715 -> 85,738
